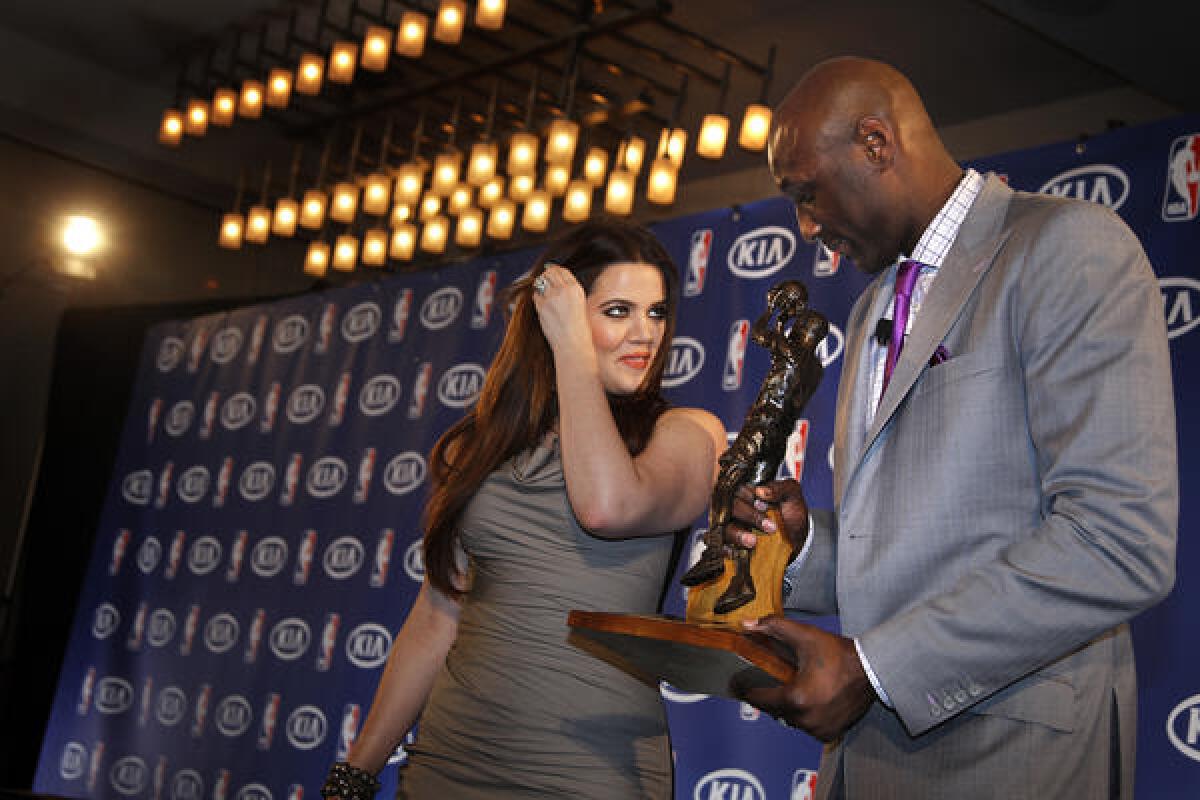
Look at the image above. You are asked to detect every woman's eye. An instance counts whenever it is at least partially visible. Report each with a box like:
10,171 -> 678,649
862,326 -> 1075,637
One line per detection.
603,305 -> 629,318
648,305 -> 667,320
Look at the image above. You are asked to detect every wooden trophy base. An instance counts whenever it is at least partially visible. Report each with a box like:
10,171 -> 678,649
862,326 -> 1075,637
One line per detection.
568,511 -> 795,698
566,612 -> 794,696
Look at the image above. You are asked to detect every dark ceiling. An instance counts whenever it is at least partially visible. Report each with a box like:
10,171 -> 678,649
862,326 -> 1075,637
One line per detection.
0,0 -> 1192,215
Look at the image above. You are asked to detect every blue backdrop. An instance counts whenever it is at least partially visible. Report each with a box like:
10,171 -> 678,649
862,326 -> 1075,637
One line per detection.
35,113 -> 1200,800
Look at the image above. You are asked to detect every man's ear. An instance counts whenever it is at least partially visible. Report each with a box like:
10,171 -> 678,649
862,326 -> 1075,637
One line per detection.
857,117 -> 893,168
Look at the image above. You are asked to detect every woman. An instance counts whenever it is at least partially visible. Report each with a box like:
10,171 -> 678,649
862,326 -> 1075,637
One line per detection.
320,219 -> 725,799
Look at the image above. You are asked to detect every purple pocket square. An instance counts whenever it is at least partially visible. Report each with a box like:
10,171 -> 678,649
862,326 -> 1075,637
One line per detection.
929,345 -> 951,367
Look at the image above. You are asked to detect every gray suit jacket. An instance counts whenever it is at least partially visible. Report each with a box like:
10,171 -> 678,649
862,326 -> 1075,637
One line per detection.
785,175 -> 1178,799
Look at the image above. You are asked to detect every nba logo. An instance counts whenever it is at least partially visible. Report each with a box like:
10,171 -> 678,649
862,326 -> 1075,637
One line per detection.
790,769 -> 819,800
784,419 -> 810,481
1162,133 -> 1200,221
316,303 -> 337,354
337,703 -> 362,760
685,229 -> 712,297
813,242 -> 841,277
471,270 -> 498,329
390,289 -> 414,342
408,362 -> 432,419
722,319 -> 750,391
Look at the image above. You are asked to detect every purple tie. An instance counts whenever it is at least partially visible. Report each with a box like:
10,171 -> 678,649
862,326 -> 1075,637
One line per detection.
881,259 -> 922,395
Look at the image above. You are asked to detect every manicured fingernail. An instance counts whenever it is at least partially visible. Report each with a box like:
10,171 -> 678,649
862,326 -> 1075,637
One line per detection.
760,517 -> 777,533
754,498 -> 769,512
740,533 -> 757,548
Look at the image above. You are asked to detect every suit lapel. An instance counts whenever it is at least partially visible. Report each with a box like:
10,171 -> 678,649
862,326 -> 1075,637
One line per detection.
848,175 -> 1015,494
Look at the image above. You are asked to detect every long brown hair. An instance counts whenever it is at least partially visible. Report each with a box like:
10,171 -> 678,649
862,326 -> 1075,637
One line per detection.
423,217 -> 681,597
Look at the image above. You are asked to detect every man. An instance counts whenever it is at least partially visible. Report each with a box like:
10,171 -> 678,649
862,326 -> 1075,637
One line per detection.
728,57 -> 1178,799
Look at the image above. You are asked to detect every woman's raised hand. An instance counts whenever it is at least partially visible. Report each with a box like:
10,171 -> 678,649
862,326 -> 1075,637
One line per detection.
531,264 -> 593,360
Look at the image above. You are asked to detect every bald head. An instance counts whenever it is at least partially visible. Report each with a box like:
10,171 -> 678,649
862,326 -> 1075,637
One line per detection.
766,57 -> 963,273
770,57 -> 942,178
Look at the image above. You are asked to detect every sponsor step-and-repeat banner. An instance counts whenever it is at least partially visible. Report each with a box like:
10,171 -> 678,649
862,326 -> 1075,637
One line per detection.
34,113 -> 1200,799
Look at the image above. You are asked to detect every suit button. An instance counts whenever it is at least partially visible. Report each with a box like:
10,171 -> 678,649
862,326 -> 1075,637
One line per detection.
954,689 -> 967,703
942,697 -> 955,711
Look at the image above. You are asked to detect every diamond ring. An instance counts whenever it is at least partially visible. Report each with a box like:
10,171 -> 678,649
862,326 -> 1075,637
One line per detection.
533,275 -> 548,295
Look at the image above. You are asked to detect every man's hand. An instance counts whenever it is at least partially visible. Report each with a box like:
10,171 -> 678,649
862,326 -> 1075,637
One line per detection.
726,478 -> 809,555
732,617 -> 875,742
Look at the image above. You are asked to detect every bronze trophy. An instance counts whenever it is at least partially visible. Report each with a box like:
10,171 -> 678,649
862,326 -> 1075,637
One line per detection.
568,280 -> 829,696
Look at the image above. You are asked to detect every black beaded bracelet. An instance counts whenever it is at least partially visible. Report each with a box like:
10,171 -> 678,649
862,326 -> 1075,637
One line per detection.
319,761 -> 381,800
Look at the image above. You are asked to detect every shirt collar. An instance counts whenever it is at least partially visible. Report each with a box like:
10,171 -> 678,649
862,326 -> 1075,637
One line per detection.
903,168 -> 984,269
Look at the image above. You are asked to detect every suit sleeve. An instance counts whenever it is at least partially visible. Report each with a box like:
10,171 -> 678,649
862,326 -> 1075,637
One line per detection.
857,201 -> 1178,736
783,507 -> 838,614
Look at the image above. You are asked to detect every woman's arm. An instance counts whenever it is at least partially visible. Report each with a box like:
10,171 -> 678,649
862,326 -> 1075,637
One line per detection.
561,401 -> 726,538
342,580 -> 462,774
531,265 -> 725,537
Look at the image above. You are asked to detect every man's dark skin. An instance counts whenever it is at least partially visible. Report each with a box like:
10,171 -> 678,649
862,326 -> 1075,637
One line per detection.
726,56 -> 964,743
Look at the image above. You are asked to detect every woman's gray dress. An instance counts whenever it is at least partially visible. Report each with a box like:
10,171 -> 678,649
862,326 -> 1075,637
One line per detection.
398,436 -> 674,798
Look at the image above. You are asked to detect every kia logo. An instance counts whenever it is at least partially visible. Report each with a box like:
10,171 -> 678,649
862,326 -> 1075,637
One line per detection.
816,323 -> 845,367
404,539 -> 425,583
137,536 -> 162,573
384,452 -> 427,496
211,327 -> 244,364
273,315 -> 309,353
155,686 -> 188,726
286,705 -> 328,750
659,681 -> 709,705
342,301 -> 382,342
215,695 -> 254,737
157,337 -> 185,371
1161,276 -> 1200,340
187,535 -> 223,575
345,623 -> 393,669
204,612 -> 240,654
664,337 -> 705,388
108,755 -> 147,796
1038,164 -> 1130,210
165,401 -> 194,436
170,769 -> 204,800
323,536 -> 365,580
693,768 -> 766,800
1166,693 -> 1200,763
221,392 -> 257,430
92,603 -> 120,640
146,609 -> 176,648
239,462 -> 276,502
176,466 -> 210,504
420,287 -> 464,330
251,536 -> 289,577
269,618 -> 312,661
234,783 -> 274,800
122,470 -> 153,505
437,363 -> 485,408
728,226 -> 796,279
95,676 -> 134,714
287,384 -> 325,425
307,456 -> 348,499
359,374 -> 402,416
59,742 -> 86,780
